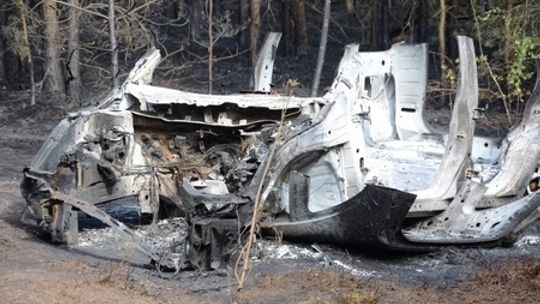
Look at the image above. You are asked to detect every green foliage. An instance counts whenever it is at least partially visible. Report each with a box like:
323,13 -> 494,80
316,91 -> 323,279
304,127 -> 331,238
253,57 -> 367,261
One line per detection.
474,1 -> 539,104
507,37 -> 535,101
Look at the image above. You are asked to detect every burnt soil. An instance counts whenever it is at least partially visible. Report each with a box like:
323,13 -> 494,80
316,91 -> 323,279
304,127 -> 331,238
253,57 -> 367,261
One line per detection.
0,84 -> 539,303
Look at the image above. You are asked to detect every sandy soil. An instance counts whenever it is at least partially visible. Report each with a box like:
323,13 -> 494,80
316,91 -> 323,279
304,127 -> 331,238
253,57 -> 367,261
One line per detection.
0,89 -> 539,304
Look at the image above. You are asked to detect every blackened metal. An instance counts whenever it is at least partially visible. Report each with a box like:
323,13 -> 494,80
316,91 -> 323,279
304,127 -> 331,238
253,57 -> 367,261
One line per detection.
274,184 -> 423,251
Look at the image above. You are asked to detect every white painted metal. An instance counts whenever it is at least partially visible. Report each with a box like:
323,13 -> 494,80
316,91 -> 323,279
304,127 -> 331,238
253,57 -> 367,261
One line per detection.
253,32 -> 282,92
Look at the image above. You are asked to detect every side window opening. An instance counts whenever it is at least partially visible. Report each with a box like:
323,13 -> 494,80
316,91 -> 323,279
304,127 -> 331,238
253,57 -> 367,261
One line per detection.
364,77 -> 372,98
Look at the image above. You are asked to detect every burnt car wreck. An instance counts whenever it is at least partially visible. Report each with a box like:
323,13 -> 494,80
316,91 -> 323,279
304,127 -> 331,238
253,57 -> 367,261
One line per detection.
21,35 -> 540,270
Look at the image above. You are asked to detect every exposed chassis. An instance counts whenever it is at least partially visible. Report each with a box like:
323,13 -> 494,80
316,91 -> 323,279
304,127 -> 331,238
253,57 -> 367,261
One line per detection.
21,35 -> 540,269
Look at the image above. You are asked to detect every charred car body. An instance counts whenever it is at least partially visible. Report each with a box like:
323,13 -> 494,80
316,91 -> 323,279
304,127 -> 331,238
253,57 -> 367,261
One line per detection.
21,35 -> 540,269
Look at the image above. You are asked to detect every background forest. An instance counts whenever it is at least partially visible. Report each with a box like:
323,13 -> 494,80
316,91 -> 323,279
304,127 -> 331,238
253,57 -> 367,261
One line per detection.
0,0 -> 539,125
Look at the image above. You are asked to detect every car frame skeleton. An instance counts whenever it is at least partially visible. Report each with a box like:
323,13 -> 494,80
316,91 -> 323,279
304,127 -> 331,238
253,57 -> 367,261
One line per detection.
21,35 -> 540,270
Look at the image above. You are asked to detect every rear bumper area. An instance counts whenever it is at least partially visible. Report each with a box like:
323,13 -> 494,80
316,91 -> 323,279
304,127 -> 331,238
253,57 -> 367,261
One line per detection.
273,184 -> 424,251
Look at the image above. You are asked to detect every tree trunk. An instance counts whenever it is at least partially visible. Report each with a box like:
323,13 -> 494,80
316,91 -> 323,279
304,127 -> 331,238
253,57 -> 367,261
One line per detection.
446,0 -> 458,60
20,0 -> 35,105
416,0 -> 428,43
190,0 -> 204,44
108,0 -> 119,88
439,0 -> 446,79
281,0 -> 293,56
67,0 -> 81,104
371,0 -> 388,50
238,0 -> 249,51
0,4 -> 5,85
504,0 -> 513,100
380,0 -> 389,49
291,0 -> 308,55
369,0 -> 376,48
42,0 -> 65,93
208,0 -> 213,94
345,0 -> 354,13
311,0 -> 331,97
249,0 -> 261,65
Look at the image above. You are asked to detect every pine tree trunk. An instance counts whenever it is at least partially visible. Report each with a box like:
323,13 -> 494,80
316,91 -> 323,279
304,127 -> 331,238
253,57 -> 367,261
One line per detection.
311,0 -> 331,97
67,0 -> 81,104
42,0 -> 65,94
190,0 -> 204,44
249,0 -> 261,65
208,0 -> 213,94
416,0 -> 428,43
281,0 -> 293,56
238,0 -> 249,51
439,0 -> 447,79
22,1 -> 35,105
0,5 -> 6,85
108,0 -> 119,88
504,0 -> 513,99
370,0 -> 388,50
291,0 -> 308,55
446,0 -> 458,60
381,0 -> 389,49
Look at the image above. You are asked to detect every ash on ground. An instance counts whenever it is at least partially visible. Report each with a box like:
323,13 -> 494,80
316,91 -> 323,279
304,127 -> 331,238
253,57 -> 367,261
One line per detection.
73,199 -> 540,285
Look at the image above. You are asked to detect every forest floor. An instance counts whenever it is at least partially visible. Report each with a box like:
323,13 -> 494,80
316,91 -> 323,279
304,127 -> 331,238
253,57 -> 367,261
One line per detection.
0,58 -> 539,303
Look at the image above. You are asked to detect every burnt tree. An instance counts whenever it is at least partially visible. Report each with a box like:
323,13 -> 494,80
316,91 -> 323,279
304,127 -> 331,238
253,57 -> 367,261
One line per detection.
291,0 -> 308,55
238,0 -> 249,51
370,0 -> 389,50
42,0 -> 65,93
439,0 -> 447,77
190,0 -> 205,44
281,0 -> 308,56
415,0 -> 429,43
108,0 -> 119,88
311,0 -> 331,97
249,0 -> 261,64
0,4 -> 6,85
67,0 -> 81,103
